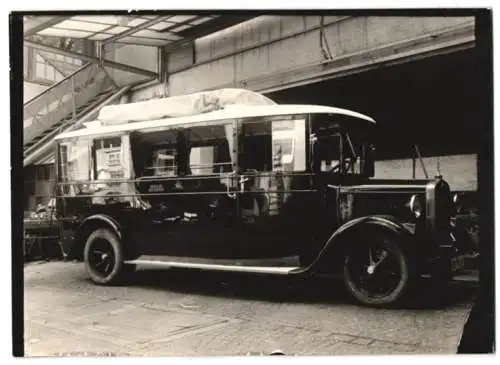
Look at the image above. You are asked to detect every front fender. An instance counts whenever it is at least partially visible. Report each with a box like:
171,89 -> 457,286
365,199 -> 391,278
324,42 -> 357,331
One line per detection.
294,215 -> 415,275
330,215 -> 411,242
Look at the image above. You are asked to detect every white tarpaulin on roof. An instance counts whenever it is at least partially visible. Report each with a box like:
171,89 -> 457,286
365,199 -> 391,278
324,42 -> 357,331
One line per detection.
96,88 -> 277,126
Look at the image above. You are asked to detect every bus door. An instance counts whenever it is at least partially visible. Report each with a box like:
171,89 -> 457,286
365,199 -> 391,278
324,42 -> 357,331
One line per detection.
235,115 -> 310,260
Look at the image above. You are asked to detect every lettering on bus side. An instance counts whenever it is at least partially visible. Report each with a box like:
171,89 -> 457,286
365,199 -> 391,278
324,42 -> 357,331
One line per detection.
148,184 -> 165,193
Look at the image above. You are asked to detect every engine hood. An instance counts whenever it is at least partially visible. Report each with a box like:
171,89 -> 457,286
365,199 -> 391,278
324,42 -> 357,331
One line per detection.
340,178 -> 430,193
332,178 -> 431,223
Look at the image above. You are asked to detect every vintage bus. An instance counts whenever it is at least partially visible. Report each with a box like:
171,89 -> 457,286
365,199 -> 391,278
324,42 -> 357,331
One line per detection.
52,89 -> 478,307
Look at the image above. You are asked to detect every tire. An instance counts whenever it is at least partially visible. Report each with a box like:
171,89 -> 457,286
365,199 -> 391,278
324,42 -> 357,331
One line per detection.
83,228 -> 131,285
342,232 -> 415,308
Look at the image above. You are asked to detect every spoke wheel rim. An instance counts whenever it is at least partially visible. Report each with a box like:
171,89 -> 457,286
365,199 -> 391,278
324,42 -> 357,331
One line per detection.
88,238 -> 115,278
345,241 -> 404,300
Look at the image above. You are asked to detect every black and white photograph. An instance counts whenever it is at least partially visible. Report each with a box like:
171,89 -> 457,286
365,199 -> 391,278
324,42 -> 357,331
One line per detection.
8,5 -> 495,359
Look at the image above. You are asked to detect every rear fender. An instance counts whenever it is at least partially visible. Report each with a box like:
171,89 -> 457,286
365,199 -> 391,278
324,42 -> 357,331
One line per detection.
80,214 -> 122,239
299,215 -> 415,275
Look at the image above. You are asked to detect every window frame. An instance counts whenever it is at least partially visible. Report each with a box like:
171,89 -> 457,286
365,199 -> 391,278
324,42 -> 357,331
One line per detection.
56,132 -> 131,195
310,115 -> 372,176
134,120 -> 237,179
236,114 -> 309,174
186,123 -> 235,176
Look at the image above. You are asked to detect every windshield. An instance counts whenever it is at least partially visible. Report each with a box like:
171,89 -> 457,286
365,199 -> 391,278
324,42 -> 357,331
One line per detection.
311,115 -> 372,175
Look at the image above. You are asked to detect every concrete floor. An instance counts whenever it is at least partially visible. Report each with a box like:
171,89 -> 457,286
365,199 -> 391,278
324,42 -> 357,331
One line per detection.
24,261 -> 477,357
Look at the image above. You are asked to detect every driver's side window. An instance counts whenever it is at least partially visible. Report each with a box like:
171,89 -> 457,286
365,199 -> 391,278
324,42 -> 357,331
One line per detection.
313,132 -> 342,173
312,131 -> 361,174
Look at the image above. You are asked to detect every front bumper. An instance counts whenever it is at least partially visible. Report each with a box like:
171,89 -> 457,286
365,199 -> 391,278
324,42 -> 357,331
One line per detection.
427,235 -> 479,278
419,216 -> 479,278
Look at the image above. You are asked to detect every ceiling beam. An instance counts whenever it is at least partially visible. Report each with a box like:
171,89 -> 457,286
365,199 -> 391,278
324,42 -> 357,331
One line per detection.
24,40 -> 158,78
102,16 -> 173,45
24,16 -> 70,37
163,16 -> 256,53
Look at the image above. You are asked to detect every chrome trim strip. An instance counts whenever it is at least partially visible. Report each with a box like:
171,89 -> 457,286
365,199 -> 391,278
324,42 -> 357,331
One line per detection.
124,259 -> 299,274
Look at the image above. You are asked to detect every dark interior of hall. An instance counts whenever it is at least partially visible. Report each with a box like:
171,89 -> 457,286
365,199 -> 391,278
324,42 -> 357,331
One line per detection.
268,49 -> 481,161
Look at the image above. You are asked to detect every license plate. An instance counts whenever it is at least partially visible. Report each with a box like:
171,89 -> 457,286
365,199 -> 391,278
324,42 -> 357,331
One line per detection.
451,255 -> 466,272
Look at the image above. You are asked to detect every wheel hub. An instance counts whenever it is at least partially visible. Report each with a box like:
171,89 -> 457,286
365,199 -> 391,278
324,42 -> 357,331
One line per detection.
344,241 -> 407,305
366,250 -> 388,275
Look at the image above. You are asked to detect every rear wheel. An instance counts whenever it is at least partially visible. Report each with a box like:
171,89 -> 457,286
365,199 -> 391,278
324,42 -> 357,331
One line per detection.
342,233 -> 415,307
83,228 -> 133,285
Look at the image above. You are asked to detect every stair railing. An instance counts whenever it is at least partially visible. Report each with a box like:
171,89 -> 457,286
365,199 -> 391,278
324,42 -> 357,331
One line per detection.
23,84 -> 132,167
23,63 -> 115,146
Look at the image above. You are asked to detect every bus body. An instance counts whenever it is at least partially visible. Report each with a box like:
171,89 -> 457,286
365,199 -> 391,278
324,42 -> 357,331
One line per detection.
51,90 -> 478,307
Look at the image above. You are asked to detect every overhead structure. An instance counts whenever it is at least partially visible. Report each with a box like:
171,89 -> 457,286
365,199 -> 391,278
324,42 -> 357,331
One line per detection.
23,14 -> 257,83
23,14 -> 255,47
23,16 -> 71,37
99,16 -> 174,46
24,39 -> 159,78
22,14 -> 259,169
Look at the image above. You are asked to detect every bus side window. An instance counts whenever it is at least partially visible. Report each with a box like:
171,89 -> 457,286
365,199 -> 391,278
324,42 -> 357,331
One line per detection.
240,116 -> 306,174
60,137 -> 93,196
272,118 -> 306,172
187,124 -> 233,176
92,136 -> 123,190
134,129 -> 179,177
240,120 -> 272,172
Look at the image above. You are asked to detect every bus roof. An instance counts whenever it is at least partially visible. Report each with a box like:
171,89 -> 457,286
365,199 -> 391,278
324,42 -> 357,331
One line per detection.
55,104 -> 376,140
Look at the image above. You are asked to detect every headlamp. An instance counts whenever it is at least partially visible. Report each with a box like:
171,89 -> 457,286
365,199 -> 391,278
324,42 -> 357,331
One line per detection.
452,193 -> 461,213
409,194 -> 423,218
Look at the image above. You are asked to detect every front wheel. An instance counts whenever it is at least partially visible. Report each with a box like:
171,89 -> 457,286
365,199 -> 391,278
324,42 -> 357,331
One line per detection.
83,228 -> 133,285
342,234 -> 415,307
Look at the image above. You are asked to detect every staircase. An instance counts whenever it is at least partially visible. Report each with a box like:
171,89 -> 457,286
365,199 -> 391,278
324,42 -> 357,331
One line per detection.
23,62 -> 134,166
24,88 -> 115,152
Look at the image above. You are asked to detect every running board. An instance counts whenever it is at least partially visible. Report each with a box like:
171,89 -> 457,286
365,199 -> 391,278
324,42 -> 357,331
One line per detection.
124,259 -> 300,275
